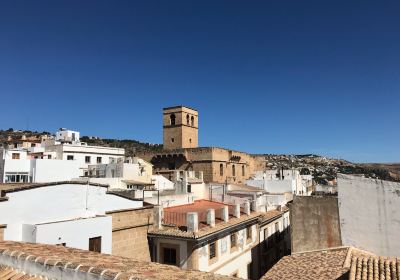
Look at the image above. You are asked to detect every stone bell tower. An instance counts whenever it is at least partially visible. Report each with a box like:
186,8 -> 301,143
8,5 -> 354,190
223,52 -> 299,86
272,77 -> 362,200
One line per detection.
163,106 -> 198,150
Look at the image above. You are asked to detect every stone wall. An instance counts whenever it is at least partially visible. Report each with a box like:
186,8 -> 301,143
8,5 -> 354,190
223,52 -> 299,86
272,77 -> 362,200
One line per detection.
290,196 -> 341,253
163,106 -> 198,150
107,206 -> 154,261
137,147 -> 266,184
338,174 -> 400,257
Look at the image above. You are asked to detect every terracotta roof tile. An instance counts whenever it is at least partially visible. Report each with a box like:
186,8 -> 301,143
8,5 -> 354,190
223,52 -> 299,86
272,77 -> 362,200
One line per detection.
0,265 -> 38,280
262,247 -> 350,280
0,241 -> 233,280
263,246 -> 400,280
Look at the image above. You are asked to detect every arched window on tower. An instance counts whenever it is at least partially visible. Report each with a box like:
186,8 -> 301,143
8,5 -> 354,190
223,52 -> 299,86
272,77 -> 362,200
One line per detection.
186,114 -> 190,125
242,165 -> 245,176
170,114 -> 176,125
232,165 -> 236,177
191,116 -> 195,127
220,163 -> 224,176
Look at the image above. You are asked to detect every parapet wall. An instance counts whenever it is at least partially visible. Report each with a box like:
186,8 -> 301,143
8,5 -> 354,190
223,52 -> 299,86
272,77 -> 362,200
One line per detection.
290,196 -> 342,253
338,174 -> 400,257
107,206 -> 154,261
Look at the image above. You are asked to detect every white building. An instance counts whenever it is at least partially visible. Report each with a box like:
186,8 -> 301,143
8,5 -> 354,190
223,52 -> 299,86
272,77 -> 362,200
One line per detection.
246,169 -> 313,195
0,181 -> 143,254
0,129 -> 125,183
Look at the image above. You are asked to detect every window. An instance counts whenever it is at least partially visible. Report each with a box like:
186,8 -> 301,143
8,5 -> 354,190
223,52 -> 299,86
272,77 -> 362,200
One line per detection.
171,138 -> 174,143
191,116 -> 194,126
232,165 -> 236,176
89,237 -> 102,253
230,234 -> 237,248
5,173 -> 29,183
67,155 -> 74,160
246,226 -> 252,241
85,156 -> 91,163
187,184 -> 192,193
170,114 -> 176,125
209,242 -> 216,260
31,143 -> 36,147
189,138 -> 192,143
12,153 -> 20,159
163,247 -> 177,265
48,155 -> 52,159
220,163 -> 224,176
97,157 -> 102,163
186,114 -> 190,125
242,165 -> 245,176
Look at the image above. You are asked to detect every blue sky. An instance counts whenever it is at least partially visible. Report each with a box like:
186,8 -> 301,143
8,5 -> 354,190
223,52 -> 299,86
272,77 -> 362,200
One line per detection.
0,1 -> 399,163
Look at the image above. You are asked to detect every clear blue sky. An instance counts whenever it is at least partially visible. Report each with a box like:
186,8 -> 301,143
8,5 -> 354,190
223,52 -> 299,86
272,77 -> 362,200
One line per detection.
0,1 -> 399,163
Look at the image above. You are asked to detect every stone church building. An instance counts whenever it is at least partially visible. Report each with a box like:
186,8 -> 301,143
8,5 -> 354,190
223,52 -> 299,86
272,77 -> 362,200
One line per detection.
137,106 -> 265,184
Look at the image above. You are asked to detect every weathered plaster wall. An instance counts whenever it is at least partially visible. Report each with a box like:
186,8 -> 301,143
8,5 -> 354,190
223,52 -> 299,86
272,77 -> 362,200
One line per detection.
338,174 -> 400,257
290,196 -> 341,253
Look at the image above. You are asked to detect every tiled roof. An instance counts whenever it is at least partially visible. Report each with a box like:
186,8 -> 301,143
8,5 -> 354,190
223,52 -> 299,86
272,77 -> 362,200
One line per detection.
0,265 -> 38,280
262,246 -> 400,280
262,247 -> 351,280
349,256 -> 400,280
0,241 -> 232,280
149,212 -> 261,239
258,210 -> 283,224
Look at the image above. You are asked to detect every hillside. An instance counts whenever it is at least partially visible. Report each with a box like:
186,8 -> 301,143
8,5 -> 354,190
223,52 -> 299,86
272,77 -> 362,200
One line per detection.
1,129 -> 398,184
257,154 -> 400,185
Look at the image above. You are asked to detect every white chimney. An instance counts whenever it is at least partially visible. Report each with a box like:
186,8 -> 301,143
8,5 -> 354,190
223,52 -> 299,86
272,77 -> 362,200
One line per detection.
221,206 -> 229,222
233,204 -> 240,218
154,205 -> 163,230
187,212 -> 198,232
206,209 -> 215,228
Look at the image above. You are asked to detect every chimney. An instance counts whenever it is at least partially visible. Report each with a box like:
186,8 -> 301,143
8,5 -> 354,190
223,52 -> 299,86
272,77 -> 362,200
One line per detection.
154,205 -> 163,229
244,201 -> 251,215
221,206 -> 229,222
206,209 -> 215,227
187,212 -> 198,232
233,204 -> 240,218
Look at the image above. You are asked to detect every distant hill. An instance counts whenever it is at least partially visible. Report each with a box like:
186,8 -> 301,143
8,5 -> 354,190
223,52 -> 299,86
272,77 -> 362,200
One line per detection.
1,129 -> 398,184
80,136 -> 163,155
256,154 -> 400,184
0,129 -> 163,154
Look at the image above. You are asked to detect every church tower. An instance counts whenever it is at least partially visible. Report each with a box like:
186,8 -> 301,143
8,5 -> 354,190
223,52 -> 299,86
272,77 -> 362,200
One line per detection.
163,106 -> 198,150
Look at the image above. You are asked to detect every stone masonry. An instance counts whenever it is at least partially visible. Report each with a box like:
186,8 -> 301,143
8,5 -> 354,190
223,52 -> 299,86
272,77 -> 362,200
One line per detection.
107,205 -> 154,262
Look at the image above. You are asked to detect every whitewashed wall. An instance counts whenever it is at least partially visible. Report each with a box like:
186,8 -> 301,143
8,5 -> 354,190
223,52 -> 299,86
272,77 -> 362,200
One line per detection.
338,174 -> 400,257
0,183 -> 142,241
31,159 -> 81,182
23,216 -> 112,253
198,225 -> 256,277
